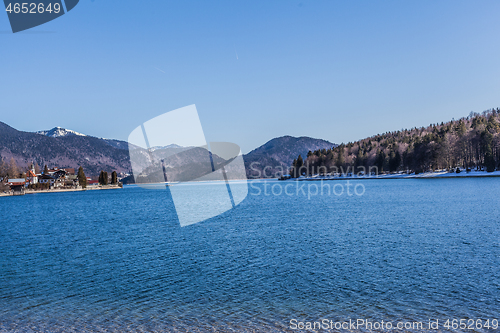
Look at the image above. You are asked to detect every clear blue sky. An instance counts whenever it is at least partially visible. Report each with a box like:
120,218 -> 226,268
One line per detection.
1,0 -> 500,153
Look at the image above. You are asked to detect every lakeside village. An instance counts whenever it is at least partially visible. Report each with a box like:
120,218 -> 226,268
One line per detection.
0,161 -> 122,196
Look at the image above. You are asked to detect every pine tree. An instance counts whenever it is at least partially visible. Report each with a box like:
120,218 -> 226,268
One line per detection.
99,171 -> 109,185
111,171 -> 118,184
355,148 -> 364,168
485,152 -> 496,172
295,155 -> 304,177
77,166 -> 87,189
375,149 -> 386,172
290,159 -> 297,177
297,155 -> 303,168
394,151 -> 401,170
43,165 -> 49,175
455,119 -> 466,137
388,149 -> 401,172
336,146 -> 345,169
487,116 -> 500,133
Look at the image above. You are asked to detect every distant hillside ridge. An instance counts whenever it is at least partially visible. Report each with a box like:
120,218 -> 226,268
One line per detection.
122,135 -> 336,183
244,136 -> 336,178
290,108 -> 500,177
1,122 -> 336,179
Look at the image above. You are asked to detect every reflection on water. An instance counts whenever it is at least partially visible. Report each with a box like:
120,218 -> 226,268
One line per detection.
1,179 -> 499,332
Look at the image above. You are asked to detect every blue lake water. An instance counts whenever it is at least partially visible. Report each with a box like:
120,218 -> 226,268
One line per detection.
1,178 -> 499,332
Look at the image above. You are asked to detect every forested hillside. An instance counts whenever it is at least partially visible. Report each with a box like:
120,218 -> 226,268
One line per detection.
244,136 -> 335,178
290,108 -> 500,177
0,121 -> 131,175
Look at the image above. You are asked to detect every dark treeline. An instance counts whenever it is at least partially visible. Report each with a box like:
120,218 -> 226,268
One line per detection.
291,109 -> 500,177
98,170 -> 118,185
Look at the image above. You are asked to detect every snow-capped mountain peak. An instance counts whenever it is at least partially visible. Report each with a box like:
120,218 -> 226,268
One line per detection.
149,144 -> 185,151
36,127 -> 87,138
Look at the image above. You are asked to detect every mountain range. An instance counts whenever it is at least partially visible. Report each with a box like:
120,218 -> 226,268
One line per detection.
0,123 -> 335,178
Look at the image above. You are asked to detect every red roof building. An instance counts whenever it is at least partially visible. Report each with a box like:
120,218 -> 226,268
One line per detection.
7,179 -> 26,186
7,179 -> 26,195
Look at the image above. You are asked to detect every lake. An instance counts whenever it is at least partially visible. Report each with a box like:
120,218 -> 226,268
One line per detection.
1,178 -> 499,332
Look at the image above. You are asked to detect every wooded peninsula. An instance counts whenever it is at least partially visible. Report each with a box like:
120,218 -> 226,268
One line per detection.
290,108 -> 500,177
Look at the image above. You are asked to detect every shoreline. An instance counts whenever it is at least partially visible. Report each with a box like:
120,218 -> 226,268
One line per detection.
0,185 -> 122,197
293,170 -> 500,181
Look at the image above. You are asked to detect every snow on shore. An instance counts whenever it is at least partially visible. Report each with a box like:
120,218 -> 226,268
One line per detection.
297,170 -> 500,181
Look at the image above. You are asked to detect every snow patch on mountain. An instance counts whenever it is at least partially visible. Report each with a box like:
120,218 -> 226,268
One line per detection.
36,127 -> 87,138
149,144 -> 185,151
